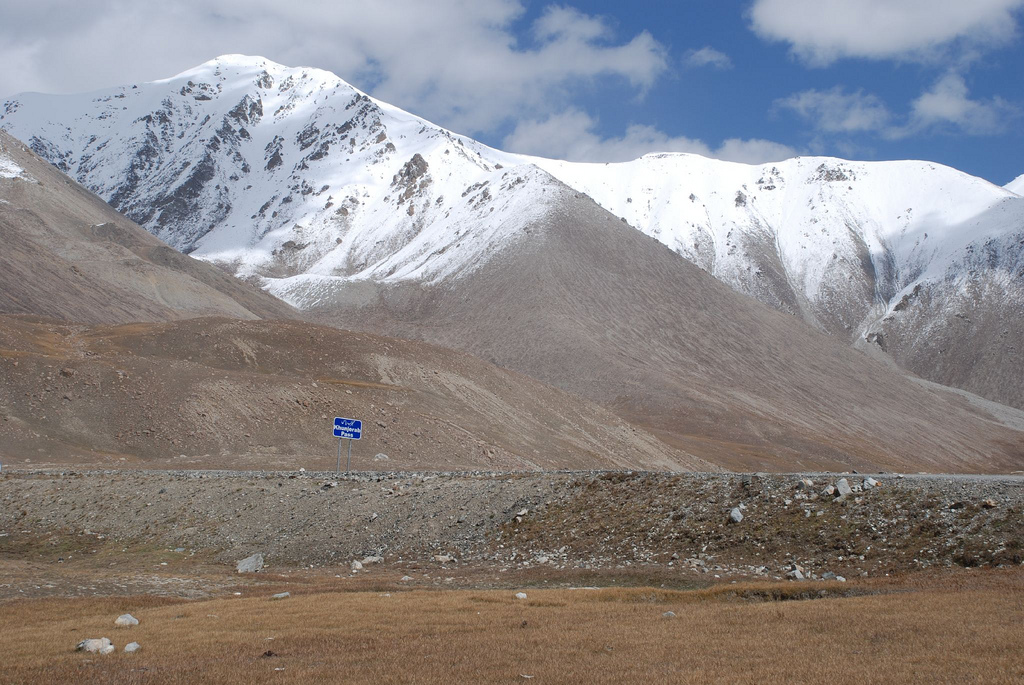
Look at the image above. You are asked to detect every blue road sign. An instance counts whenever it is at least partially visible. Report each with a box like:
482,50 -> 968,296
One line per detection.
333,417 -> 362,440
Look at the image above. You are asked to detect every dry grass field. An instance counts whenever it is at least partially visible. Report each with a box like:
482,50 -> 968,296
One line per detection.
3,571 -> 1022,684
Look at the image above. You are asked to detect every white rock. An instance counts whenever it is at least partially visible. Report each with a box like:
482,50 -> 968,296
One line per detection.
515,592 -> 528,600
662,611 -> 676,618
400,575 -> 413,582
729,507 -> 743,524
835,479 -> 853,498
114,613 -> 139,627
786,569 -> 805,581
350,560 -> 364,572
77,638 -> 114,654
434,554 -> 454,563
796,478 -> 814,490
361,556 -> 383,565
864,477 -> 880,489
236,553 -> 264,573
373,453 -> 390,461
822,485 -> 836,496
124,642 -> 141,653
270,592 -> 290,600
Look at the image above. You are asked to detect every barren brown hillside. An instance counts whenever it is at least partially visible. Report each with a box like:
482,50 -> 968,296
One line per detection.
0,315 -> 708,471
0,130 -> 295,323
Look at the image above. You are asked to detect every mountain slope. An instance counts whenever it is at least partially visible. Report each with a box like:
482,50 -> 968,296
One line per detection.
0,315 -> 706,471
528,154 -> 1024,410
2,56 -> 1022,410
1008,174 -> 1024,196
306,184 -> 1024,474
1,56 -> 1023,473
0,129 -> 296,324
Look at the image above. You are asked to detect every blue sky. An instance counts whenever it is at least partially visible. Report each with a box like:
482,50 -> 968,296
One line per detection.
1,1 -> 1022,183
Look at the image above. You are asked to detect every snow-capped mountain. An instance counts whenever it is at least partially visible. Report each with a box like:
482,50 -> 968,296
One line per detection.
1008,174 -> 1024,196
2,55 -> 1023,409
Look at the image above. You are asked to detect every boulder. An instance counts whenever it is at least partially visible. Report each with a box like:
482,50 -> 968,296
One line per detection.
796,478 -> 814,490
662,611 -> 676,618
434,554 -> 454,563
864,477 -> 880,489
361,555 -> 384,565
835,479 -> 853,498
373,453 -> 390,462
124,642 -> 141,653
236,553 -> 264,574
270,592 -> 290,600
350,560 -> 364,572
786,569 -> 805,581
822,485 -> 836,497
76,638 -> 115,655
728,507 -> 743,524
114,614 -> 139,627
515,592 -> 528,600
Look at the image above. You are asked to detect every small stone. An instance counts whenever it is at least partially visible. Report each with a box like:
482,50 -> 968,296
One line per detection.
786,569 -> 805,581
114,614 -> 139,627
515,592 -> 528,600
864,477 -> 880,489
662,611 -> 676,618
124,642 -> 141,653
76,638 -> 114,655
270,592 -> 290,600
434,554 -> 454,563
835,479 -> 853,498
796,478 -> 814,490
236,553 -> 264,573
400,575 -> 413,582
728,507 -> 743,524
836,576 -> 847,582
821,572 -> 836,580
350,560 -> 363,571
822,485 -> 836,497
373,453 -> 390,461
982,499 -> 998,509
361,556 -> 383,565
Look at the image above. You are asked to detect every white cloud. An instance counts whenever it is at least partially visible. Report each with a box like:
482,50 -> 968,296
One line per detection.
503,110 -> 798,164
0,0 -> 668,136
775,87 -> 893,132
748,0 -> 1024,65
778,75 -> 1017,140
905,72 -> 1017,135
684,46 -> 733,69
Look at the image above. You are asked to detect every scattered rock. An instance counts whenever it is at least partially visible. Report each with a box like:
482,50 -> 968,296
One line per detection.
373,453 -> 390,462
982,499 -> 998,509
796,478 -> 814,490
434,554 -> 454,563
821,572 -> 836,580
350,560 -> 363,572
835,479 -> 853,498
361,555 -> 383,565
515,592 -> 528,600
76,638 -> 115,655
114,613 -> 139,627
786,569 -> 805,581
728,507 -> 743,524
236,553 -> 264,573
662,611 -> 676,618
822,485 -> 836,496
400,575 -> 413,582
864,477 -> 880,489
270,592 -> 290,600
124,642 -> 141,653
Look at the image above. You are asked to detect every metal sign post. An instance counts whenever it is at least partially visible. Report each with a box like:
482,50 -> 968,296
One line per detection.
333,417 -> 363,473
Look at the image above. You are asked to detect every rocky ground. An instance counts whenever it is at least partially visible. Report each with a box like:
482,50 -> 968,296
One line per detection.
2,468 -> 1020,599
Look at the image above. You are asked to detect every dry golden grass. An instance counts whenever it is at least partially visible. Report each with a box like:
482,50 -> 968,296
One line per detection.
2,572 -> 1022,684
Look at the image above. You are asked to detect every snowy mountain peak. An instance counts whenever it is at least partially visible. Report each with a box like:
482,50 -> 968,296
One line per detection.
1007,173 -> 1024,196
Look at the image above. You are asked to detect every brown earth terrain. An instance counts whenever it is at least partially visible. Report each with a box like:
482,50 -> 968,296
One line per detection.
0,315 -> 706,471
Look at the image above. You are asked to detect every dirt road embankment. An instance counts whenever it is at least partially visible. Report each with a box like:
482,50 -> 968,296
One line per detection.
1,469 -> 1021,581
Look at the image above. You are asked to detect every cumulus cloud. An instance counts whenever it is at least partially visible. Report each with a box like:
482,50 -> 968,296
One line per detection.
775,87 -> 893,132
748,0 -> 1024,65
502,110 -> 798,164
778,75 -> 1017,139
684,46 -> 733,69
904,72 -> 1018,135
0,0 -> 668,136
